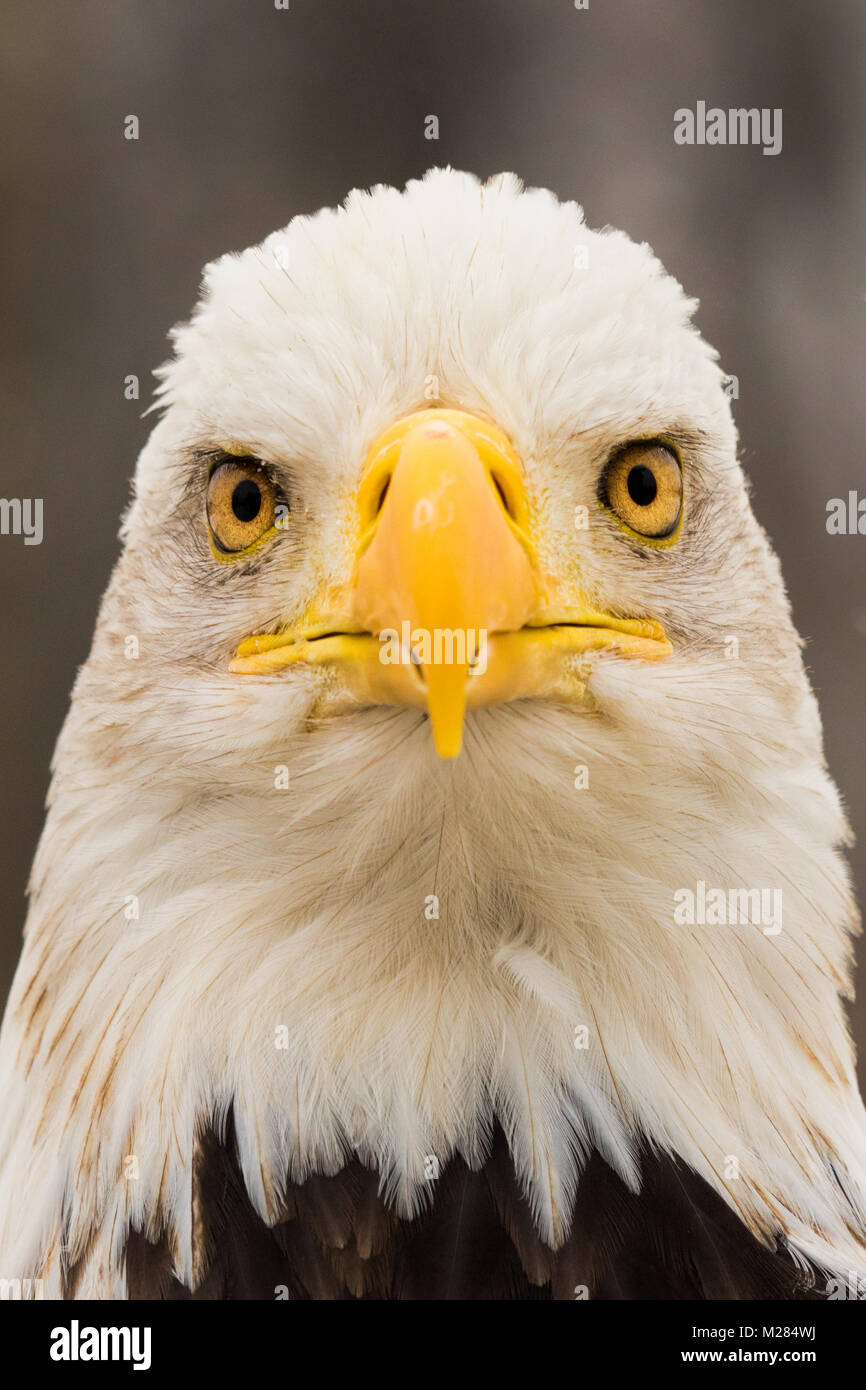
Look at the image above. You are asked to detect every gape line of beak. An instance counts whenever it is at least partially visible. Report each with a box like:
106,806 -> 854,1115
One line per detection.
228,409 -> 672,758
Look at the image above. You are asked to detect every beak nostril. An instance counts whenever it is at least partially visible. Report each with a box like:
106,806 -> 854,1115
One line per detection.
490,472 -> 513,519
374,475 -> 392,516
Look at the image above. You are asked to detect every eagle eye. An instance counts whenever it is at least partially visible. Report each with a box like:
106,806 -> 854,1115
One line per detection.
600,441 -> 683,542
207,458 -> 278,556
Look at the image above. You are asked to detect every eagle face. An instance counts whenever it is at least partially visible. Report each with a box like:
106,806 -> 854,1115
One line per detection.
122,168 -> 795,807
1,170 -> 864,1298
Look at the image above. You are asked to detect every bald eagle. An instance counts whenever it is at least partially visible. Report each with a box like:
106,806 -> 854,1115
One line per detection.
1,170 -> 864,1300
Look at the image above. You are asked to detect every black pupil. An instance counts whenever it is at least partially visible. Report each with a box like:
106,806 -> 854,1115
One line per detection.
232,478 -> 262,522
627,464 -> 657,506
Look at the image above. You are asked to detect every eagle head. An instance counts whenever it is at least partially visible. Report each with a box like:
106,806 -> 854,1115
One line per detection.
1,170 -> 863,1298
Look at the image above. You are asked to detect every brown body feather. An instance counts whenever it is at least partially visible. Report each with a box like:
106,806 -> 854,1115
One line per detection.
116,1117 -> 818,1301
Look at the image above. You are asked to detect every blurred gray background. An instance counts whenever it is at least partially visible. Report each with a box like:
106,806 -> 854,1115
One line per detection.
1,0 -> 865,1070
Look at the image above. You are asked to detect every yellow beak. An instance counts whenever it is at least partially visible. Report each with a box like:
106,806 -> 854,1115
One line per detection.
350,411 -> 538,756
230,409 -> 671,758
